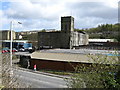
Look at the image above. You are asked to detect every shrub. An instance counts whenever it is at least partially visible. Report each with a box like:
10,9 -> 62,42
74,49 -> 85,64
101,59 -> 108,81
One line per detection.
66,52 -> 120,88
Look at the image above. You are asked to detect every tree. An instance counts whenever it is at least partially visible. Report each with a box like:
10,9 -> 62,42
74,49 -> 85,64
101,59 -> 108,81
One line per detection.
66,52 -> 120,88
41,29 -> 46,32
85,23 -> 119,39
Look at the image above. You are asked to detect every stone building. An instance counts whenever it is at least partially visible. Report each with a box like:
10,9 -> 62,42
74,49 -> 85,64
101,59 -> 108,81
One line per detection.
0,30 -> 16,40
61,16 -> 74,33
38,16 -> 89,49
38,32 -> 70,49
71,31 -> 89,47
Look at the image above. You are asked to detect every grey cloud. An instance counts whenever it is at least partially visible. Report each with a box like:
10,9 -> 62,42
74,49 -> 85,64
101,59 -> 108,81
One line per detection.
2,1 -> 118,31
67,2 -> 118,19
5,2 -> 59,21
21,19 -> 60,30
69,2 -> 104,9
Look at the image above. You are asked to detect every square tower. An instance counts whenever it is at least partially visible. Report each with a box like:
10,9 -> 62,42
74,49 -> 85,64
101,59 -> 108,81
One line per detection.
61,16 -> 74,33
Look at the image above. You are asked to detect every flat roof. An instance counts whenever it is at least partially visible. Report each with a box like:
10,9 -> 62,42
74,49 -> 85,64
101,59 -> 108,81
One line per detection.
61,16 -> 73,18
89,39 -> 115,42
2,40 -> 29,43
31,51 -> 119,64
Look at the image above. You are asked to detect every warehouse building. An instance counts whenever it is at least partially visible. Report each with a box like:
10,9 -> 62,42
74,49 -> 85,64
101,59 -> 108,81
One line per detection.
38,16 -> 89,49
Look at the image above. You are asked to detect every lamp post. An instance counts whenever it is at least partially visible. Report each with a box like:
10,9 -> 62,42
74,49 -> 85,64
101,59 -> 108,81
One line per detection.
10,21 -> 13,75
10,21 -> 22,75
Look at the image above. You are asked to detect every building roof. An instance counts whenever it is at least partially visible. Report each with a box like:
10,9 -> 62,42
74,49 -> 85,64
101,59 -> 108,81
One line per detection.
0,30 -> 15,32
88,39 -> 115,42
61,16 -> 73,18
76,31 -> 86,34
31,51 -> 119,64
2,40 -> 29,43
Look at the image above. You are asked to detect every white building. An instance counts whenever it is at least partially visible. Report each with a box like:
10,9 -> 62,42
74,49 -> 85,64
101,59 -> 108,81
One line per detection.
71,31 -> 89,47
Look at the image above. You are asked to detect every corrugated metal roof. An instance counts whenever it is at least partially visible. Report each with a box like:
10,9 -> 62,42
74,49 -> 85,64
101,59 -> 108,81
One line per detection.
31,52 -> 119,64
88,39 -> 115,42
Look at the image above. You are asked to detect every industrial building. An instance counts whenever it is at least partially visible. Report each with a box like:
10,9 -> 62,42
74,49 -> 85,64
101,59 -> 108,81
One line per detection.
38,16 -> 89,49
0,30 -> 16,40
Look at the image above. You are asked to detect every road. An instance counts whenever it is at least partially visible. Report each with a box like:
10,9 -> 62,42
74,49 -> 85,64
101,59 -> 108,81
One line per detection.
13,68 -> 68,88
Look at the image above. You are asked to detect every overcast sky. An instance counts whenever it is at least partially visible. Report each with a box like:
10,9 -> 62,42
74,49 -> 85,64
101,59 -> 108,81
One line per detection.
0,0 -> 119,32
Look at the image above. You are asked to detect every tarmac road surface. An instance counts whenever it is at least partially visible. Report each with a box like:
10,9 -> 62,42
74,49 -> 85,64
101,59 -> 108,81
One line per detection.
13,69 -> 68,88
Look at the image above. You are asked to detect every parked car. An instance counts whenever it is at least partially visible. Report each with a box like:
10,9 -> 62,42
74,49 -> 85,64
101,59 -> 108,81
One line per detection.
2,48 -> 18,53
28,46 -> 35,53
12,48 -> 18,52
2,48 -> 10,53
19,48 -> 25,52
2,50 -> 6,53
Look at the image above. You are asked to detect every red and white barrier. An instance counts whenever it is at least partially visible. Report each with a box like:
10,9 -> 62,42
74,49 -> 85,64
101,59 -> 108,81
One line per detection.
34,64 -> 36,71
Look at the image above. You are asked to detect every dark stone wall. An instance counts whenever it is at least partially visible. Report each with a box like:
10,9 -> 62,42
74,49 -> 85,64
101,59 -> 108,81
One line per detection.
38,32 -> 70,49
61,16 -> 74,33
30,58 -> 91,71
19,56 -> 31,68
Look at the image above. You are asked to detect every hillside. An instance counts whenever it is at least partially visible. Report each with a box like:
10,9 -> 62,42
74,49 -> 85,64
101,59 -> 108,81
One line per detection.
75,23 -> 120,42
